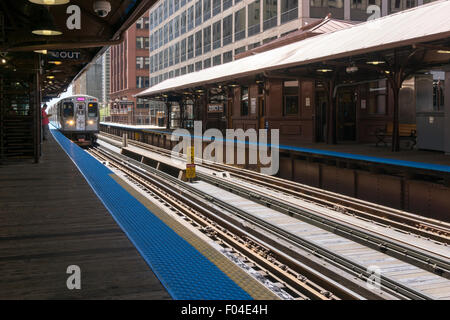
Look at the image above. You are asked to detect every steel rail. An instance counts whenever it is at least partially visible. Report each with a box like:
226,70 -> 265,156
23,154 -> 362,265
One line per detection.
88,148 -> 343,300
97,131 -> 450,243
198,171 -> 450,279
92,145 -> 437,300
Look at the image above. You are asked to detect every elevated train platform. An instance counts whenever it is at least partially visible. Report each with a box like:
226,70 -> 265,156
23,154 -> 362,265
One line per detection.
0,130 -> 277,300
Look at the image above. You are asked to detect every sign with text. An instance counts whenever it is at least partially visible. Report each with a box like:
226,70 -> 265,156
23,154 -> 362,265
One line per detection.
207,104 -> 223,113
48,50 -> 81,60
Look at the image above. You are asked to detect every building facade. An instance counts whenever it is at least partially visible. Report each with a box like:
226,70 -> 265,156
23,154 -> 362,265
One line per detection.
72,56 -> 103,99
109,12 -> 152,124
147,0 -> 435,88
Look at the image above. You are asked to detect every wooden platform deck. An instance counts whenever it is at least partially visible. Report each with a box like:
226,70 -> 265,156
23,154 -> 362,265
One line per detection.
0,134 -> 171,299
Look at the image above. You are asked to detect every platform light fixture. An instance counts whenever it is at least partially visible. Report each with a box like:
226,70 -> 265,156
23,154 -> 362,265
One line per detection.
48,61 -> 62,65
32,29 -> 62,36
29,0 -> 70,5
1,58 -> 6,64
34,50 -> 48,54
46,75 -> 55,79
367,60 -> 385,65
437,50 -> 450,54
316,68 -> 333,73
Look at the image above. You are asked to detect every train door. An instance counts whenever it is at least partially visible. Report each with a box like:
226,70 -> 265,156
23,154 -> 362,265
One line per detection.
76,103 -> 86,131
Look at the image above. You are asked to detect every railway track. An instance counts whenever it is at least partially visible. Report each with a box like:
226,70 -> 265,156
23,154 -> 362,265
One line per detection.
88,142 -> 450,299
97,131 -> 450,244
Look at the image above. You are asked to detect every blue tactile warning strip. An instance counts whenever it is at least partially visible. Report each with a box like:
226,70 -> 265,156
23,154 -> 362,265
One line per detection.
51,129 -> 252,300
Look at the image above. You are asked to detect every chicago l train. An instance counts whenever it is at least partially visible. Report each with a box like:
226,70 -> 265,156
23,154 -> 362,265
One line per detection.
49,95 -> 99,146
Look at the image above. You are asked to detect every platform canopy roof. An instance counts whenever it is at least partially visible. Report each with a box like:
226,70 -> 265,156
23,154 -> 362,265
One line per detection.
137,0 -> 450,98
0,0 -> 156,101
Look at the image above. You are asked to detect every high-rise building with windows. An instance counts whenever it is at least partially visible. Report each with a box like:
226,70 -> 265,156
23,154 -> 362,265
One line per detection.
109,11 -> 152,124
147,0 -> 434,87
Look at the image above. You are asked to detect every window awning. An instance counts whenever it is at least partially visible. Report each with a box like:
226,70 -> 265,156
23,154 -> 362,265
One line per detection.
136,0 -> 450,98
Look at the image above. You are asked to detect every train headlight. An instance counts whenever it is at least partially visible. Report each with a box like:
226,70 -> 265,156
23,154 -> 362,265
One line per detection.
88,120 -> 94,125
66,120 -> 74,126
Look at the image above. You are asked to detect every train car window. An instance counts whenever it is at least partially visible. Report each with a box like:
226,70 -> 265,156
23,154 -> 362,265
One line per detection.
63,102 -> 74,117
88,103 -> 98,117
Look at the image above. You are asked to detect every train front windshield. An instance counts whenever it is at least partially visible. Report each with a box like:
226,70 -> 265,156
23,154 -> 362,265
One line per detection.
63,102 -> 74,117
88,103 -> 98,117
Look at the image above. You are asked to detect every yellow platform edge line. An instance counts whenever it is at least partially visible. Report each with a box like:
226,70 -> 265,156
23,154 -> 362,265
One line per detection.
109,173 -> 280,300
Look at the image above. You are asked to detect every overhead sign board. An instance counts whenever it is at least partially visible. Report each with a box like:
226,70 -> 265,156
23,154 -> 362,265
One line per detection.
48,50 -> 81,60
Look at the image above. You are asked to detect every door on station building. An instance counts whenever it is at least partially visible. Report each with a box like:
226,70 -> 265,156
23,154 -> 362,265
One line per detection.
337,89 -> 357,141
258,96 -> 265,130
315,90 -> 327,142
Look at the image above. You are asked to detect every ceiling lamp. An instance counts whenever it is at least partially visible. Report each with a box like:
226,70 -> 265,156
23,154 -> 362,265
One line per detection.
316,68 -> 333,73
367,61 -> 385,65
29,0 -> 70,5
46,75 -> 55,79
437,50 -> 450,54
1,58 -> 6,64
48,61 -> 62,65
32,29 -> 62,36
34,50 -> 48,54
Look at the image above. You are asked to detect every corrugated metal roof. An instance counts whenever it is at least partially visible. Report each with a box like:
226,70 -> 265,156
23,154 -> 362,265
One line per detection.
137,0 -> 450,97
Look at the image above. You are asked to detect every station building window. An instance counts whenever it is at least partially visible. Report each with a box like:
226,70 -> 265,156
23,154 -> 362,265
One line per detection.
175,42 -> 180,64
235,8 -> 246,41
213,20 -> 221,49
195,0 -> 202,27
136,17 -> 149,29
175,69 -> 180,77
213,54 -> 221,66
281,0 -> 298,24
164,24 -> 169,44
223,50 -> 232,63
204,58 -> 212,69
213,0 -> 221,16
188,64 -> 195,73
310,0 -> 344,19
136,56 -> 144,69
188,34 -> 194,59
136,37 -> 149,49
159,29 -> 163,47
283,80 -> 299,115
195,60 -> 203,71
188,6 -> 194,31
223,0 -> 232,11
223,14 -> 233,46
241,86 -> 249,116
195,30 -> 203,57
204,0 -> 211,21
169,20 -> 174,41
390,0 -> 417,12
248,42 -> 260,49
169,46 -> 174,66
235,46 -> 245,55
137,76 -> 150,88
174,16 -> 180,38
203,26 -> 211,53
248,0 -> 261,37
181,11 -> 187,34
180,38 -> 187,61
351,0 -> 381,21
263,0 -> 278,31
181,66 -> 187,75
